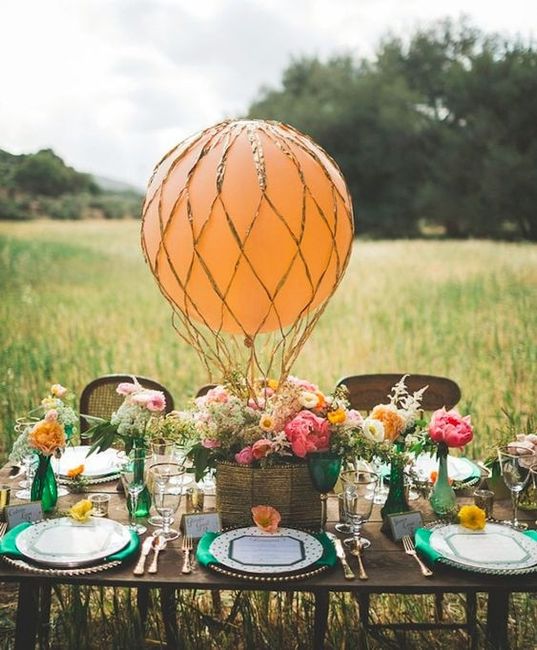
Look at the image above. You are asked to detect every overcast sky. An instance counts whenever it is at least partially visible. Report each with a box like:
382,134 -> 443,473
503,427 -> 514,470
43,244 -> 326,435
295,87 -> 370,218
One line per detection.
1,0 -> 536,189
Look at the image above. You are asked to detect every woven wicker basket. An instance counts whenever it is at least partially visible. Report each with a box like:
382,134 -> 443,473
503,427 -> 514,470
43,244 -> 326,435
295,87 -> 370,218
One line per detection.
215,461 -> 321,529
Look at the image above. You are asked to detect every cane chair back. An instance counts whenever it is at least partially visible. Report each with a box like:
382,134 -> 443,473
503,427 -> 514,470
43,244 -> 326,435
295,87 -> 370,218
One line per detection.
79,374 -> 175,432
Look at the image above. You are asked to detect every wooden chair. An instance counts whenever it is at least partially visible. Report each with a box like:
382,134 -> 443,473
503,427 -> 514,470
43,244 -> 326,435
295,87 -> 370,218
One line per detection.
79,373 -> 175,433
335,373 -> 477,648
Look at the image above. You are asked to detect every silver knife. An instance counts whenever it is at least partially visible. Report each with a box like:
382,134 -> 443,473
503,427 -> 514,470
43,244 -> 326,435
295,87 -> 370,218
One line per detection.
333,537 -> 355,580
133,535 -> 154,575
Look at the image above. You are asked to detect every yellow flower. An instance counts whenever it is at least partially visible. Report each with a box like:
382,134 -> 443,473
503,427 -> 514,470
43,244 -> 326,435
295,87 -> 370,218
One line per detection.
29,419 -> 66,456
327,408 -> 346,425
267,379 -> 279,391
458,505 -> 486,531
259,414 -> 275,432
69,499 -> 94,523
67,464 -> 85,478
370,404 -> 406,442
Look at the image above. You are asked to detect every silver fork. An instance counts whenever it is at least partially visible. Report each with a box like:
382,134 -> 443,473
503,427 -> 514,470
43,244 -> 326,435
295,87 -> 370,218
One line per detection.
0,522 -> 7,538
402,535 -> 433,577
181,535 -> 193,574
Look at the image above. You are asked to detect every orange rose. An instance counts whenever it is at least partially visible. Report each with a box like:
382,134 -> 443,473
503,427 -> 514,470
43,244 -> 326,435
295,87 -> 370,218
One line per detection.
29,420 -> 66,456
370,404 -> 406,442
251,505 -> 281,533
67,464 -> 85,478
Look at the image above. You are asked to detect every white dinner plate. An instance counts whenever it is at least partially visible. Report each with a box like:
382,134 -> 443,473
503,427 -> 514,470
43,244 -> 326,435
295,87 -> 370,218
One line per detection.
16,517 -> 131,568
429,522 -> 537,573
209,527 -> 323,574
57,446 -> 122,478
413,453 -> 480,483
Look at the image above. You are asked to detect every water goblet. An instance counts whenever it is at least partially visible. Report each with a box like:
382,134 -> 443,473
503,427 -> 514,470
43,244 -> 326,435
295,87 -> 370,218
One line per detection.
120,451 -> 148,535
15,451 -> 38,499
148,438 -> 176,526
151,462 -> 185,541
307,452 -> 342,531
340,470 -> 378,551
498,446 -> 535,530
335,492 -> 352,534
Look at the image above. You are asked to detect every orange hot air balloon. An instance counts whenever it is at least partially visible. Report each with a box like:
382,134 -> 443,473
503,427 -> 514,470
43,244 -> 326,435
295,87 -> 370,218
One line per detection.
141,120 -> 354,338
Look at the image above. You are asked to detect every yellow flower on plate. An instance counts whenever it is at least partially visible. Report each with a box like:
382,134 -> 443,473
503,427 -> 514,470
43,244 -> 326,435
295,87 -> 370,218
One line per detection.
69,499 -> 93,523
458,505 -> 486,531
327,408 -> 346,425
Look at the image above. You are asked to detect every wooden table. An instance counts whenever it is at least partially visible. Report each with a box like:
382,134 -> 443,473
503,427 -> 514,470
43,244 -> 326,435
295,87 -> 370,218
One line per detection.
0,465 -> 535,650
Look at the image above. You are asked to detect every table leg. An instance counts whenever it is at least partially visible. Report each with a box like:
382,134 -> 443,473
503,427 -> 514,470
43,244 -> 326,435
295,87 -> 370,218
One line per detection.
313,590 -> 329,650
15,583 -> 39,650
38,583 -> 52,650
160,586 -> 180,649
486,591 -> 510,649
137,586 -> 150,627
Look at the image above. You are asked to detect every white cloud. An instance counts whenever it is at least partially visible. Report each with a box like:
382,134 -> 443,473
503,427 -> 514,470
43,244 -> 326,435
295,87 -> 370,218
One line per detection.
0,0 -> 535,188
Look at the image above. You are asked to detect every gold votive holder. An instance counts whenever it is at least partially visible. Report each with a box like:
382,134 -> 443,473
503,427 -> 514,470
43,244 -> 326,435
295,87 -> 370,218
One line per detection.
473,488 -> 494,518
89,493 -> 111,517
0,485 -> 10,520
186,485 -> 205,513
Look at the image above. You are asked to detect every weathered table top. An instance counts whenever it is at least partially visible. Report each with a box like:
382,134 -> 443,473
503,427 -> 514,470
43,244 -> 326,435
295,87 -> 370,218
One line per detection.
0,463 -> 536,593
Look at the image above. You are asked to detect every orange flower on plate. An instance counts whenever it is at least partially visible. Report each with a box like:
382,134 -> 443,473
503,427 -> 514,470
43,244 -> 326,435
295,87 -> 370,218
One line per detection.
370,404 -> 406,442
67,464 -> 85,478
251,505 -> 281,533
29,420 -> 66,456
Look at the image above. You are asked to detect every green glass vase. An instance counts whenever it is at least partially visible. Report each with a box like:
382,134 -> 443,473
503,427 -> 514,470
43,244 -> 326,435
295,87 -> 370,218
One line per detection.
31,453 -> 58,513
380,442 -> 410,532
127,439 -> 151,518
429,444 -> 458,517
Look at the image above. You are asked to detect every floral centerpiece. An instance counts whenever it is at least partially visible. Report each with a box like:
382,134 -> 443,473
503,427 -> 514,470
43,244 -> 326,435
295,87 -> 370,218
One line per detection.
87,379 -> 167,517
35,384 -> 78,442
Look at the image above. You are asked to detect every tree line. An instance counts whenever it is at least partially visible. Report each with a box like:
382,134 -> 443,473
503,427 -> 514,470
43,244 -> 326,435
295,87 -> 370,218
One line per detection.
247,19 -> 537,240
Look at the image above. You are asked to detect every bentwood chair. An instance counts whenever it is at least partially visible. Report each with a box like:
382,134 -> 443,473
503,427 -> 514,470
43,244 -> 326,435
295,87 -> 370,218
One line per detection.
333,373 -> 477,648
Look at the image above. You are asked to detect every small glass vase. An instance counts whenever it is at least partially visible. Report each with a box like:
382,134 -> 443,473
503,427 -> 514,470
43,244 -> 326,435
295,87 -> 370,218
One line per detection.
127,438 -> 151,518
429,444 -> 458,517
31,453 -> 58,513
380,442 -> 410,532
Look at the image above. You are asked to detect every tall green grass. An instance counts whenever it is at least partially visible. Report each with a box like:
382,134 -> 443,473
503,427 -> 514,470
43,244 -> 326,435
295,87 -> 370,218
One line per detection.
1,221 -> 536,460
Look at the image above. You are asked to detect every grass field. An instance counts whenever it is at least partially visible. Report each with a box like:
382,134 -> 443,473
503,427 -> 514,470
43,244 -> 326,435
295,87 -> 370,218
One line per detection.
1,220 -> 536,649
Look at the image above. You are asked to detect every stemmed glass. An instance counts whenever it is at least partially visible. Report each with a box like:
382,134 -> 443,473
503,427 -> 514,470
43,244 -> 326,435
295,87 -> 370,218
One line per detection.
307,452 -> 342,531
15,451 -> 37,499
498,446 -> 536,530
151,462 -> 185,541
120,450 -> 148,535
340,470 -> 378,550
529,463 -> 537,528
148,438 -> 175,527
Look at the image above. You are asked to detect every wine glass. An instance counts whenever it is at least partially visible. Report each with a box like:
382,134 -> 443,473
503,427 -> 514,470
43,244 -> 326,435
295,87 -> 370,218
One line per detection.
529,462 -> 537,528
15,451 -> 38,499
151,462 -> 185,541
148,438 -> 176,527
307,452 -> 342,531
120,450 -> 148,535
498,446 -> 536,530
340,470 -> 378,550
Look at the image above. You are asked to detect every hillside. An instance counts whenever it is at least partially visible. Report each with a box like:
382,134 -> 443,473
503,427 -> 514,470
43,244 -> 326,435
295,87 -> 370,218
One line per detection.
0,147 -> 143,220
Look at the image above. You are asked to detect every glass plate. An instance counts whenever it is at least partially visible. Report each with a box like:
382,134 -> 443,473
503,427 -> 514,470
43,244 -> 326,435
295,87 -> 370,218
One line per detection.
209,527 -> 323,574
57,447 -> 122,478
16,517 -> 131,568
429,522 -> 537,574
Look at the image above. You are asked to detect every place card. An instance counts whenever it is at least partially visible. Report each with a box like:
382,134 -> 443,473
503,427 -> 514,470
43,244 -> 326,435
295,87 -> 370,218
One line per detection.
5,503 -> 43,530
181,512 -> 222,540
387,511 -> 424,542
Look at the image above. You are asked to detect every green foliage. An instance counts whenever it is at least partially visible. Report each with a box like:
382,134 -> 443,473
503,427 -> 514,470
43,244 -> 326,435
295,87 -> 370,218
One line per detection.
248,18 -> 537,240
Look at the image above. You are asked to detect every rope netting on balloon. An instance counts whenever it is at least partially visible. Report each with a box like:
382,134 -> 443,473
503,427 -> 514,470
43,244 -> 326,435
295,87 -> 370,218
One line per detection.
141,120 -> 354,397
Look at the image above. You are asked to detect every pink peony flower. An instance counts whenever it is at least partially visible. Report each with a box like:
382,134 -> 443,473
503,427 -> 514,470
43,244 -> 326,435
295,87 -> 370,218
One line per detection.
50,384 -> 67,398
251,505 -> 281,533
146,391 -> 166,412
116,382 -> 138,396
235,446 -> 253,464
202,438 -> 221,449
252,438 -> 273,460
428,408 -> 473,448
284,410 -> 331,458
44,409 -> 58,422
131,392 -> 151,406
206,387 -> 229,403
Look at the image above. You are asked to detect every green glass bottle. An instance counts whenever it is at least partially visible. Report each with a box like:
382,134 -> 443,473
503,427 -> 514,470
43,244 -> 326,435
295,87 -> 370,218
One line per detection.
127,439 -> 151,518
31,454 -> 58,513
380,442 -> 410,533
430,443 -> 457,517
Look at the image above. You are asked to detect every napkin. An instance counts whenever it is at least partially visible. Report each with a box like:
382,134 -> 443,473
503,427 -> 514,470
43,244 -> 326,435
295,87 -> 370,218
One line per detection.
197,530 -> 337,569
0,522 -> 140,563
415,527 -> 537,565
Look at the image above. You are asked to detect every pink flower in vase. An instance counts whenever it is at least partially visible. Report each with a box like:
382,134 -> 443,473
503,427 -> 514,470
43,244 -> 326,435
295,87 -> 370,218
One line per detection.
45,409 -> 58,422
146,391 -> 166,412
201,438 -> 221,449
206,387 -> 229,403
116,382 -> 138,396
235,446 -> 253,464
429,408 -> 473,448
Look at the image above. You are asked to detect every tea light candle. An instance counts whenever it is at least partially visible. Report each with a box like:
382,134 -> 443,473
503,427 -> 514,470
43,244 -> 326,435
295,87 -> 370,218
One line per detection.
89,493 -> 111,517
